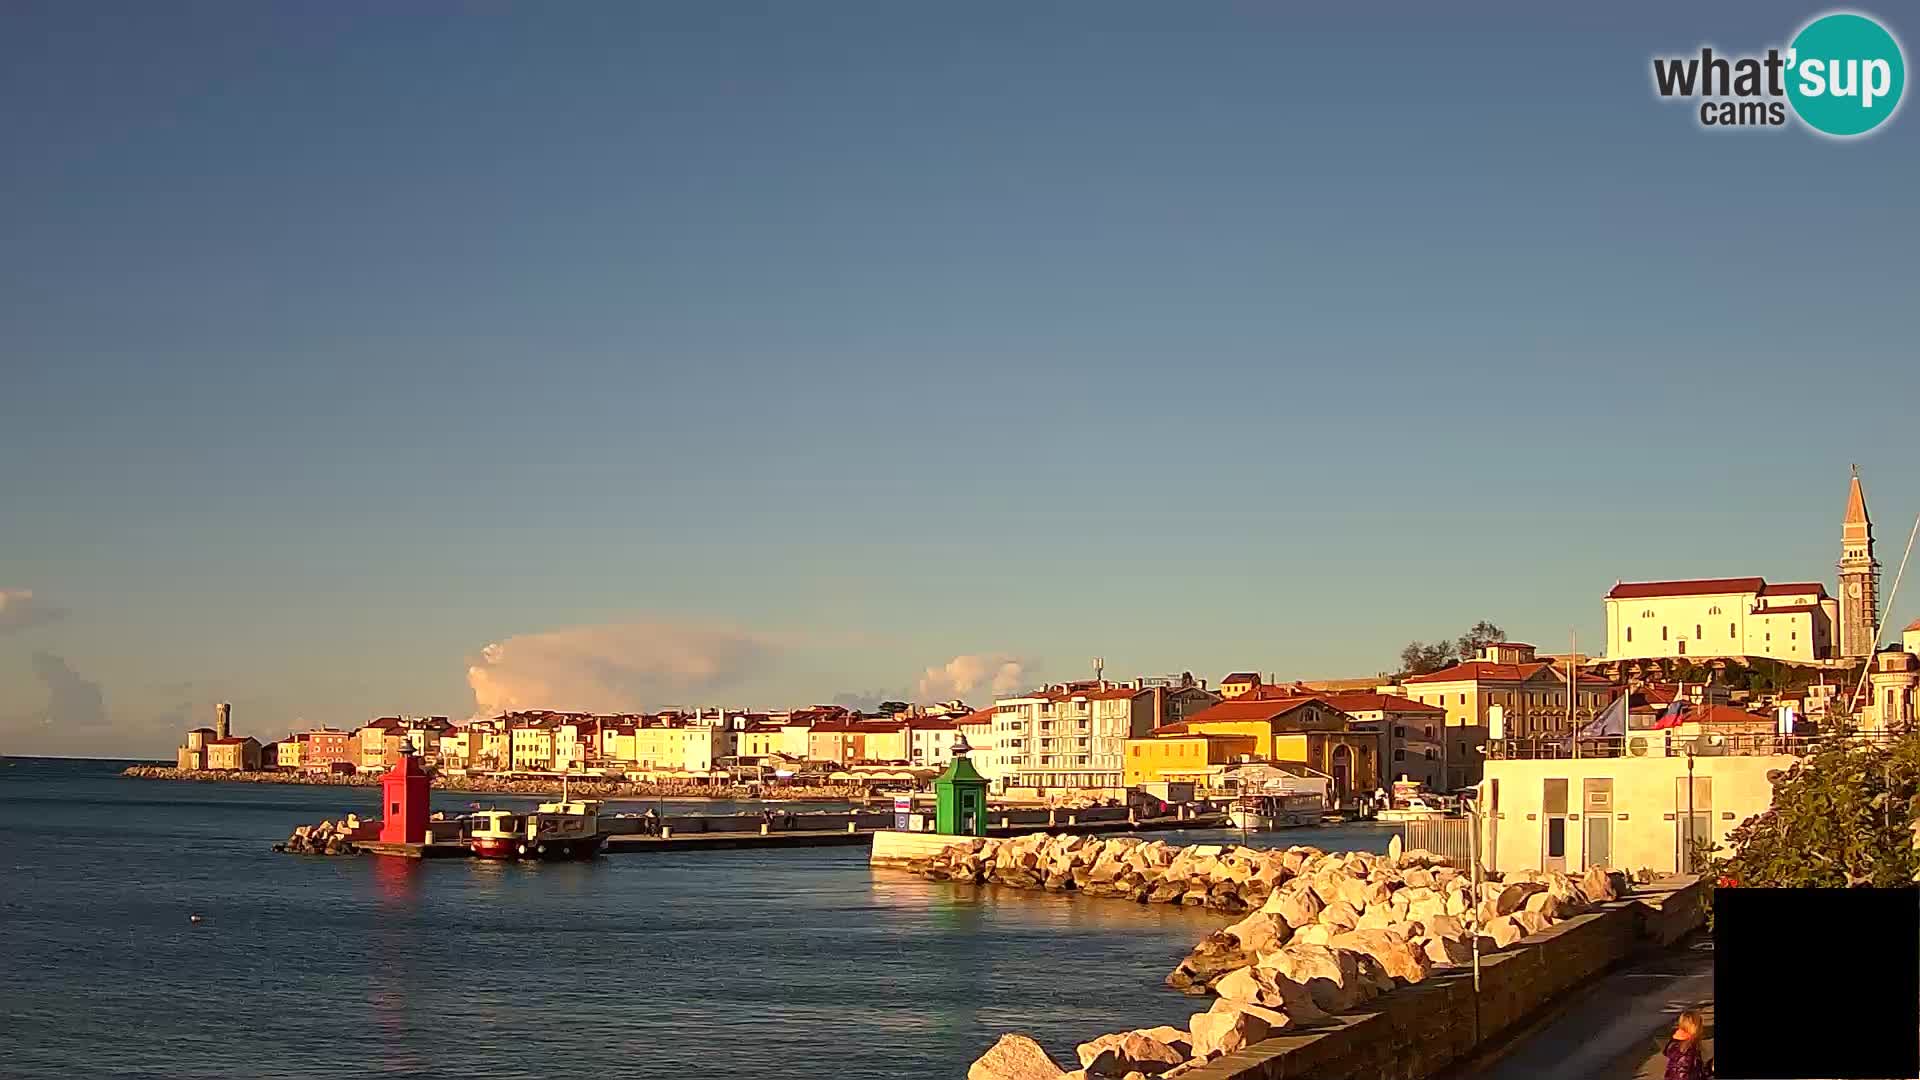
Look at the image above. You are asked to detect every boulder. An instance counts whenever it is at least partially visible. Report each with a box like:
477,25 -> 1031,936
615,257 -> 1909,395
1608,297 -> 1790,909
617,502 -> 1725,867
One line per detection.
1402,867 -> 1435,889
1223,910 -> 1291,955
1514,909 -> 1553,936
1318,901 -> 1361,931
1489,881 -> 1545,915
1387,834 -> 1403,863
1336,876 -> 1375,910
1260,942 -> 1371,1013
1262,887 -> 1324,929
1354,905 -> 1397,931
1289,923 -> 1336,947
1135,1027 -> 1193,1059
1188,1008 -> 1270,1059
1215,964 -> 1329,1024
1165,930 -> 1254,992
1076,1032 -> 1185,1077
1421,914 -> 1467,942
1209,995 -> 1293,1032
1579,866 -> 1617,903
1523,890 -> 1571,920
1419,934 -> 1475,965
1484,916 -> 1526,949
970,1035 -> 1067,1080
1328,929 -> 1430,984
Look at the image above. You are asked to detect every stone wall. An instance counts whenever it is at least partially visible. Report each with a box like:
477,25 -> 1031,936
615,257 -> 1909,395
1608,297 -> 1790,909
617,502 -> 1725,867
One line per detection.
1177,878 -> 1703,1080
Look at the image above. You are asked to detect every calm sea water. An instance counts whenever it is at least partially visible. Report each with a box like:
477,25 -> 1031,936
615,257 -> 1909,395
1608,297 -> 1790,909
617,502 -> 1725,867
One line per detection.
0,757 -> 1395,1080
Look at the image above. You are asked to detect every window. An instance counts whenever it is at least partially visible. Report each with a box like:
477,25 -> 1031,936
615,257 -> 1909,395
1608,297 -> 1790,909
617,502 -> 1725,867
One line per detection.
1662,626 -> 1669,640
1708,605 -> 1721,615
1394,749 -> 1406,760
1626,627 -> 1632,642
1730,623 -> 1736,638
1458,694 -> 1466,705
1695,624 -> 1702,639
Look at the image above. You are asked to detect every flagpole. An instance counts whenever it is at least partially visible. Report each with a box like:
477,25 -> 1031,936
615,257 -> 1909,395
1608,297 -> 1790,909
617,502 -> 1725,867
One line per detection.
1569,628 -> 1578,759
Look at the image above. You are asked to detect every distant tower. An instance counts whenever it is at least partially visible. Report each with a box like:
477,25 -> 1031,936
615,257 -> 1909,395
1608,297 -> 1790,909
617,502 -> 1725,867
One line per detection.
1092,657 -> 1105,686
214,702 -> 232,741
1839,466 -> 1880,659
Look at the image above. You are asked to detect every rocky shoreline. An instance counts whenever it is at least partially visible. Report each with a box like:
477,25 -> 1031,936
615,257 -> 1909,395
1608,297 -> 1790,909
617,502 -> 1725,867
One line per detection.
901,832 -> 1637,1080
119,764 -> 861,804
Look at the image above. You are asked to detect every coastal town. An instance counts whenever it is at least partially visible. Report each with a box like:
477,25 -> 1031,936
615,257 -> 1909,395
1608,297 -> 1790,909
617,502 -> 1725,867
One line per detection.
139,471 -> 1919,879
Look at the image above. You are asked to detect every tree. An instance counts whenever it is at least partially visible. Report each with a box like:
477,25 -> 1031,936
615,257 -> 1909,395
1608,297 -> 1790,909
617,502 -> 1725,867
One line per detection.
1398,640 -> 1458,677
877,700 -> 911,717
1705,731 -> 1920,890
1455,620 -> 1507,661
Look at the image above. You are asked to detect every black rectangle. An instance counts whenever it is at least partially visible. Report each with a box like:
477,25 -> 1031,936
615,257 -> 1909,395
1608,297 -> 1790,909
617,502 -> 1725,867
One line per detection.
1716,888 -> 1919,1079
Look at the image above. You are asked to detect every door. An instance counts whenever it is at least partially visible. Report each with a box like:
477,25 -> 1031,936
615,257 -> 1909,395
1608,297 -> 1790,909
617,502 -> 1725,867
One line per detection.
1330,744 -> 1353,807
1582,778 -> 1614,870
1676,776 -> 1712,872
1541,778 -> 1569,873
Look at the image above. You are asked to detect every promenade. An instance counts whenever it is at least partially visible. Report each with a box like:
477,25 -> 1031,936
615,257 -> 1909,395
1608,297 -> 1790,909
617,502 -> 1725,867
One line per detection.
1452,933 -> 1713,1080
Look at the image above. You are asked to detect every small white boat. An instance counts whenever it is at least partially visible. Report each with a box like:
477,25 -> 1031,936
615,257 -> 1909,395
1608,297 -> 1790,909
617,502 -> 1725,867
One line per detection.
1375,796 -> 1451,823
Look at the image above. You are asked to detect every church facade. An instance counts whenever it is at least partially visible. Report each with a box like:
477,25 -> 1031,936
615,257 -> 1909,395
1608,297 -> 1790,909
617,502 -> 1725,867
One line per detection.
1600,470 -> 1878,664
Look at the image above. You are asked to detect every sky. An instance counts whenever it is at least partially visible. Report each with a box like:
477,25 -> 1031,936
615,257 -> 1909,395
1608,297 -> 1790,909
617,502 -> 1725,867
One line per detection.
4,1 -> 1917,757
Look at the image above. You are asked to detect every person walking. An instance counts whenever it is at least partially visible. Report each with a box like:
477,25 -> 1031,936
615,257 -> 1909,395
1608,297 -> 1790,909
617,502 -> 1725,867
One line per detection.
1662,1009 -> 1712,1080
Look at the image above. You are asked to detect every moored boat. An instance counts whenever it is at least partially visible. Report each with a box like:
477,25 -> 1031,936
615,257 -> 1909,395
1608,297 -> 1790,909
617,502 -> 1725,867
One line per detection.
1227,791 -> 1325,831
1375,796 -> 1451,823
469,799 -> 608,861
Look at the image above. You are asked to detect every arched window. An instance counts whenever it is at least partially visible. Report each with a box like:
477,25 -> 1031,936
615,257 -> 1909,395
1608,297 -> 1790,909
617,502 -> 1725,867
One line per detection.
1695,624 -> 1703,639
1708,605 -> 1721,615
1662,626 -> 1669,641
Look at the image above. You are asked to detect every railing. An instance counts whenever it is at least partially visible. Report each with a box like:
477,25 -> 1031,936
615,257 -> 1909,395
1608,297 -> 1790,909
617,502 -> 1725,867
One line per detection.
1486,730 -> 1905,760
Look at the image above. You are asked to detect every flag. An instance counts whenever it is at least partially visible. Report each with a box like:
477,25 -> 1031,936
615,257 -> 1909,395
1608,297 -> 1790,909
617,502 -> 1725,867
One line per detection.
1567,693 -> 1627,744
1651,701 -> 1691,730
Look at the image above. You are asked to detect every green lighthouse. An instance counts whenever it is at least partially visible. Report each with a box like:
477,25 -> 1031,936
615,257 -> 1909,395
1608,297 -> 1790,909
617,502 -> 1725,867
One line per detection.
933,735 -> 989,836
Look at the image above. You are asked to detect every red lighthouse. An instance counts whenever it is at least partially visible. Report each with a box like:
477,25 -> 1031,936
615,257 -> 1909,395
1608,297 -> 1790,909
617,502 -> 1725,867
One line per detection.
378,743 -> 431,845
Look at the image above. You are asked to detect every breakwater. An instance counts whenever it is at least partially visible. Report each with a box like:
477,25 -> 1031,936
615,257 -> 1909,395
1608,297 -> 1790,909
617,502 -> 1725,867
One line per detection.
120,764 -> 858,803
883,832 -> 1685,1080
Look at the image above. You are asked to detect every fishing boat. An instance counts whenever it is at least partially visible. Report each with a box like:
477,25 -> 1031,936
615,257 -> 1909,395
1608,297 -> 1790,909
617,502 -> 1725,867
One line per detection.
1227,791 -> 1325,831
469,795 -> 608,862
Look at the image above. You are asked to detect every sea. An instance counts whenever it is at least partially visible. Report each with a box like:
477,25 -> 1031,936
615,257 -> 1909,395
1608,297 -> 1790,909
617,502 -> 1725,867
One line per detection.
0,756 -> 1399,1080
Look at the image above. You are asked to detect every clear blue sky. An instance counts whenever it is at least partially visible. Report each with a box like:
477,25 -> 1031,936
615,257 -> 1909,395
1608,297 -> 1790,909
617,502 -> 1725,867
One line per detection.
4,1 -> 1917,755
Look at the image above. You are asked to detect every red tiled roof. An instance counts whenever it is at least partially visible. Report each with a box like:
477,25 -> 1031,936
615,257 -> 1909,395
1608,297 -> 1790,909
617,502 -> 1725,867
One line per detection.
1607,577 -> 1766,599
1402,661 -> 1560,685
1907,618 -> 1920,633
1677,704 -> 1768,726
906,719 -> 957,731
1762,582 -> 1828,597
1182,697 -> 1327,726
955,707 -> 997,726
208,737 -> 255,745
1311,692 -> 1444,715
1753,604 -> 1824,616
1221,672 -> 1262,683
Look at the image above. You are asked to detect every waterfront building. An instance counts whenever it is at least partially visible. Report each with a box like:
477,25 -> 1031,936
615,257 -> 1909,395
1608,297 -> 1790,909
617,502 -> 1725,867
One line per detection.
1479,725 -> 1796,875
276,737 -> 305,769
952,707 -> 1004,789
301,728 -> 356,771
628,723 -> 725,776
735,722 -> 783,761
906,718 -> 959,768
1121,731 -> 1258,788
1391,642 -> 1619,791
1166,695 -> 1380,806
509,717 -> 558,771
991,682 -> 1144,794
1310,691 -> 1447,792
805,718 -> 910,766
205,736 -> 262,771
175,727 -> 213,770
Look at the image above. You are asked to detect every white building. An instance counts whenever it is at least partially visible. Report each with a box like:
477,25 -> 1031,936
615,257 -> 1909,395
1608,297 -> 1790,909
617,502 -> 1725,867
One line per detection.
1603,577 -> 1837,662
993,682 -> 1145,793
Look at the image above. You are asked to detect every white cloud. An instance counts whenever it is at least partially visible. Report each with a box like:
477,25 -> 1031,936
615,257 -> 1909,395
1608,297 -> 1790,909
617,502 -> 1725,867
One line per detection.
466,619 -> 778,717
0,589 -> 66,636
916,653 -> 1032,702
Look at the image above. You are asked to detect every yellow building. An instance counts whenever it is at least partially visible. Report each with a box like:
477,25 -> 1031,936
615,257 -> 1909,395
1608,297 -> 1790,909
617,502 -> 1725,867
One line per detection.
628,724 -> 725,775
276,738 -> 305,769
510,721 -> 557,771
737,724 -> 782,759
1122,733 -> 1259,787
1172,696 -> 1380,805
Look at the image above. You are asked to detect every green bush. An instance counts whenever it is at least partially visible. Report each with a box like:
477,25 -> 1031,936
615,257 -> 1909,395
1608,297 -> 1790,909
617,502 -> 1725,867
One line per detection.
1705,732 -> 1920,890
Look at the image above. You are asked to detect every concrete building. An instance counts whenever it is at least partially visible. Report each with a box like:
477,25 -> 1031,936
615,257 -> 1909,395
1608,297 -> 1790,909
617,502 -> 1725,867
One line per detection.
175,726 -> 214,770
509,718 -> 557,771
953,707 -> 1004,789
905,718 -> 960,768
1603,577 -> 1837,663
1478,734 -> 1792,876
1864,646 -> 1919,733
276,738 -> 305,769
1128,677 -> 1221,732
1393,643 -> 1618,791
992,682 -> 1147,793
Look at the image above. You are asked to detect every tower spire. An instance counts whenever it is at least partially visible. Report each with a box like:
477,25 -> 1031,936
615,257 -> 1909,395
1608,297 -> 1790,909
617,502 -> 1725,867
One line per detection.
1839,466 -> 1880,659
1845,464 -> 1870,525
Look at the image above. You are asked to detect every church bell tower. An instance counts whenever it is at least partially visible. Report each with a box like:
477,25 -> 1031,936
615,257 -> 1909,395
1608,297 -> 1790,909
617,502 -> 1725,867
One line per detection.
1839,465 -> 1880,659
